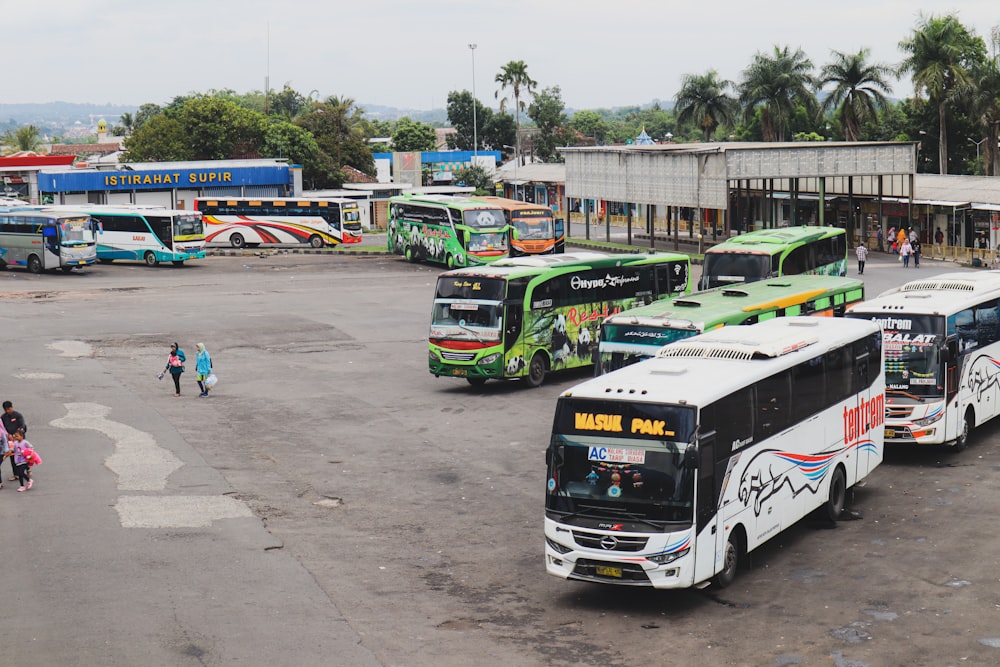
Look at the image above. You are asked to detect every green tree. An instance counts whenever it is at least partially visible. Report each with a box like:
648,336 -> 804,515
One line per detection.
739,45 -> 818,141
527,86 -> 568,162
294,96 -> 374,180
268,85 -> 308,120
133,103 -> 163,130
391,117 -> 438,152
176,96 -> 266,160
899,14 -> 986,173
6,125 -> 43,152
495,60 -> 537,160
567,109 -> 611,144
121,115 -> 191,161
116,112 -> 135,137
819,49 -> 894,141
675,71 -> 738,141
446,90 -> 494,151
452,164 -> 494,194
261,120 -> 338,188
966,28 -> 1000,175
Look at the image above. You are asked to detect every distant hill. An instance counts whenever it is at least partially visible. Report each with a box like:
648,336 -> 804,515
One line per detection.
0,101 -> 136,135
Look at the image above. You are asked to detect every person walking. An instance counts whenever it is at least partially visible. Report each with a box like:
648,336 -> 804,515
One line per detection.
935,227 -> 944,245
896,227 -> 907,251
2,400 -> 26,482
0,425 -> 8,491
900,238 -> 913,268
856,241 -> 869,275
876,227 -> 884,252
7,431 -> 33,492
912,238 -> 921,268
195,342 -> 213,398
161,342 -> 186,397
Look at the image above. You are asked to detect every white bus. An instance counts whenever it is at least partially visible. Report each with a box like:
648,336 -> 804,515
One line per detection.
195,197 -> 362,248
847,271 -> 1000,450
0,209 -> 97,273
43,205 -> 206,266
544,316 -> 884,589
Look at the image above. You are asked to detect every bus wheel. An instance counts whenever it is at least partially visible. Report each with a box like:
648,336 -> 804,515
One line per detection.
525,353 -> 548,388
405,246 -> 417,262
446,254 -> 456,269
308,235 -> 324,249
466,377 -> 487,387
952,410 -> 973,451
230,234 -> 246,249
713,530 -> 742,588
824,467 -> 847,523
172,260 -> 185,266
27,255 -> 42,274
61,266 -> 75,273
144,252 -> 159,266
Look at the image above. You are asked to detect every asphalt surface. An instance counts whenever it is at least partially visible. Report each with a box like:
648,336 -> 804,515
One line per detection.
2,247 -> 998,667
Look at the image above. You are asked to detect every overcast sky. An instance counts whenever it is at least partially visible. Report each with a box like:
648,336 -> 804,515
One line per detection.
4,1 -> 999,112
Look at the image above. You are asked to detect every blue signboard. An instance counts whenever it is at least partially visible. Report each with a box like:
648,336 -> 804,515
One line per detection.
38,165 -> 292,193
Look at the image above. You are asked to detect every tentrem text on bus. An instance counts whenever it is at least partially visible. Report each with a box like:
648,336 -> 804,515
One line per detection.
43,205 -> 205,267
471,196 -> 565,256
545,316 -> 884,589
598,275 -> 865,375
847,271 -> 1000,450
195,197 -> 362,248
699,225 -> 847,290
429,252 -> 690,387
0,208 -> 97,273
388,194 -> 508,268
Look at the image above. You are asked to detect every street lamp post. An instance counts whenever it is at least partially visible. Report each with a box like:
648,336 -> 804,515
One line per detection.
970,137 -> 986,172
468,44 -> 478,159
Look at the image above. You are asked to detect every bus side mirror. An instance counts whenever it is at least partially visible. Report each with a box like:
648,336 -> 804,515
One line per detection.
511,228 -> 519,241
555,219 -> 564,238
463,230 -> 470,243
683,447 -> 699,470
546,445 -> 564,467
944,338 -> 958,362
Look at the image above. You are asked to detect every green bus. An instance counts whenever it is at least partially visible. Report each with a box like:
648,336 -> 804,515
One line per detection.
698,225 -> 847,290
429,251 -> 691,387
388,194 -> 509,268
598,275 -> 865,375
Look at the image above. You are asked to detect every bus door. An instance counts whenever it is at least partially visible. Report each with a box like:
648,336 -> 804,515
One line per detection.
147,215 -> 173,250
692,432 -> 722,585
554,218 -> 565,253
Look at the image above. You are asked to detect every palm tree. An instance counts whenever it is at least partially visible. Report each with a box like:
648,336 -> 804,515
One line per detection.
898,14 -> 985,174
819,49 -> 894,141
10,125 -> 42,152
495,60 -> 537,163
967,57 -> 1000,175
674,71 -> 737,141
739,46 -> 818,141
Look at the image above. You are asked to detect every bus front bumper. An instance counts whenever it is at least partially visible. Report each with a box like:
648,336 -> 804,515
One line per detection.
428,349 -> 503,381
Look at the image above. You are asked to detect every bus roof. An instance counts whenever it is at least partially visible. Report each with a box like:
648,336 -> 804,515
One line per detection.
40,204 -> 197,217
195,197 -> 352,207
470,196 -> 552,213
603,275 -> 864,330
851,271 -> 1000,316
438,251 -> 689,281
705,226 -> 845,255
562,316 -> 879,406
389,193 -> 500,210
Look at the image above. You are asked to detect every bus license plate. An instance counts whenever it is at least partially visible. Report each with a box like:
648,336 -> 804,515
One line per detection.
595,565 -> 622,578
452,369 -> 467,377
885,429 -> 895,438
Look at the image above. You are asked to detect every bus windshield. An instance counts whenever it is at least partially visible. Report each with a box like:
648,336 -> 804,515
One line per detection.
546,399 -> 697,525
462,209 -> 506,229
850,313 -> 945,399
59,217 -> 95,245
598,324 -> 699,374
513,216 -> 554,239
468,231 -> 508,253
174,214 -> 204,237
701,253 -> 771,288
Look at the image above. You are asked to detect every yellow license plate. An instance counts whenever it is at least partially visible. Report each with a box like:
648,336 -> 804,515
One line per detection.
885,429 -> 895,438
452,369 -> 467,376
595,565 -> 622,578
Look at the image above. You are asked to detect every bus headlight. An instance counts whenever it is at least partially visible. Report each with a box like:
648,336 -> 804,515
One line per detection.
913,413 -> 943,427
647,548 -> 689,565
478,353 -> 501,366
429,349 -> 440,362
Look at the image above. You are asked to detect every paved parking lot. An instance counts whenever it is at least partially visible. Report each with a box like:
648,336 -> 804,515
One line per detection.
3,253 -> 1000,666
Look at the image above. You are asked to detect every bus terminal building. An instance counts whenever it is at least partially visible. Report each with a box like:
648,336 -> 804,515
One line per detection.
546,142 -> 1000,250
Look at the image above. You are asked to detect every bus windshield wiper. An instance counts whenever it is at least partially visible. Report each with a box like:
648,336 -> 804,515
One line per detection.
887,388 -> 926,402
457,323 -> 484,341
555,503 -> 664,530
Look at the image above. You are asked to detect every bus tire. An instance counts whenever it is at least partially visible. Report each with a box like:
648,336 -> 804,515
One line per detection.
525,353 -> 548,388
144,252 -> 159,267
308,235 -> 323,249
27,255 -> 42,274
405,246 -> 417,262
61,266 -> 75,273
172,260 -> 185,266
952,409 -> 973,451
230,233 -> 246,249
713,529 -> 743,588
825,467 -> 847,523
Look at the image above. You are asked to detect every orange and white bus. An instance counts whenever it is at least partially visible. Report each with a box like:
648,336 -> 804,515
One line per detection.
473,196 -> 564,257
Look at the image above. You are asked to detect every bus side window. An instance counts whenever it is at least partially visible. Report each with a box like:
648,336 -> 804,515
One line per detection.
782,245 -> 812,275
974,299 -> 1000,347
755,370 -> 791,438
